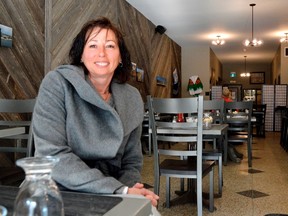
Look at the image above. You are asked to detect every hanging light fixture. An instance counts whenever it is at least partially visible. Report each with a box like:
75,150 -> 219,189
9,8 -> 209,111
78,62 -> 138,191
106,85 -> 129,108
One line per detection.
212,35 -> 225,46
244,3 -> 263,47
280,33 -> 288,43
240,56 -> 250,77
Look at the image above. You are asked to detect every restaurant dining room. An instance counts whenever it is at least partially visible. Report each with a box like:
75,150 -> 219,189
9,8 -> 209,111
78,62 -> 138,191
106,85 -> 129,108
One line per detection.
1,0 -> 288,215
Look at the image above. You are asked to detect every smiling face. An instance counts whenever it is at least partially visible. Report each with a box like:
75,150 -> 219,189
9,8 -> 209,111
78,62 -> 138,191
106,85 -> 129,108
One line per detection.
81,27 -> 121,79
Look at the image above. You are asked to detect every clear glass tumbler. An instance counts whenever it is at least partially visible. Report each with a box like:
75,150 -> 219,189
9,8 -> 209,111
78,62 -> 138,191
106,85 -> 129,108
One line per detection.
0,205 -> 8,216
13,156 -> 64,216
203,112 -> 213,129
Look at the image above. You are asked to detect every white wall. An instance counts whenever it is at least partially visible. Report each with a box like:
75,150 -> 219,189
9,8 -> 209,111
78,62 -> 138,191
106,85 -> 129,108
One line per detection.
181,45 -> 210,99
181,46 -> 274,99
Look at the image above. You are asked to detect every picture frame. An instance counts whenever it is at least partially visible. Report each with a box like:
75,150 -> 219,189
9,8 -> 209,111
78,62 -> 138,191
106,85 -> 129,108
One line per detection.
0,24 -> 13,47
136,68 -> 144,82
156,75 -> 167,86
284,47 -> 288,57
250,72 -> 265,84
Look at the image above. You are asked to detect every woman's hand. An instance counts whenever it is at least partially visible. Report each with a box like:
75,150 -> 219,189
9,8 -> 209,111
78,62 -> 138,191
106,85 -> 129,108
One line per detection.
127,183 -> 159,207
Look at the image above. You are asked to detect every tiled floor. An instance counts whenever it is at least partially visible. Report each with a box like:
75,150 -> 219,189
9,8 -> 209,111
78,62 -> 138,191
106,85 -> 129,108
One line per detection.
141,132 -> 288,216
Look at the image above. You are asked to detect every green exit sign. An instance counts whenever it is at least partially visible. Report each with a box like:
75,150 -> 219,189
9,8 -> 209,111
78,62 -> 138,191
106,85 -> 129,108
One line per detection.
230,72 -> 236,78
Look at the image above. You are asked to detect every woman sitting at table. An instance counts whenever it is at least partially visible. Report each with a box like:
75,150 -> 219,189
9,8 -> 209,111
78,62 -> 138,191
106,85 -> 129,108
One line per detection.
222,87 -> 233,102
32,17 -> 159,207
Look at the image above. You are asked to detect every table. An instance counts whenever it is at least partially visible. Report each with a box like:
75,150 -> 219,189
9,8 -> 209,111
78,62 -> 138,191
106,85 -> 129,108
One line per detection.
202,124 -> 228,166
0,185 -> 152,216
186,124 -> 228,165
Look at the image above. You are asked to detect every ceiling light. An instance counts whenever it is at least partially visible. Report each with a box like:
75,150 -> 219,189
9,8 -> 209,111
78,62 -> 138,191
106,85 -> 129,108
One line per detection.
240,56 -> 250,77
244,3 -> 263,47
212,35 -> 225,46
280,33 -> 288,43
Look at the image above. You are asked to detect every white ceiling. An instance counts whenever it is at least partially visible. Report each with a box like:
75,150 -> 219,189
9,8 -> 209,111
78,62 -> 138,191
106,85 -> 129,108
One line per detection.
126,0 -> 288,64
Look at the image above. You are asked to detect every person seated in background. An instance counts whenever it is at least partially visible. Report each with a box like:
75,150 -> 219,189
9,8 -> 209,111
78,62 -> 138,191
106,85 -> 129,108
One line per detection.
32,17 -> 159,208
222,87 -> 233,102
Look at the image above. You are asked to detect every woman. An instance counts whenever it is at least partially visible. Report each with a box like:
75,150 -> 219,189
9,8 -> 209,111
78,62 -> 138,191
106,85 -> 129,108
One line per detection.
222,87 -> 233,102
32,17 -> 159,207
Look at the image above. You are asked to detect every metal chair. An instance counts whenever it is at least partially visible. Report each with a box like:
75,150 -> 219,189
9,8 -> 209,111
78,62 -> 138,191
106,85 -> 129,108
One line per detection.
141,102 -> 152,156
0,98 -> 36,185
148,95 -> 215,214
224,101 -> 253,167
202,99 -> 224,196
252,104 -> 267,137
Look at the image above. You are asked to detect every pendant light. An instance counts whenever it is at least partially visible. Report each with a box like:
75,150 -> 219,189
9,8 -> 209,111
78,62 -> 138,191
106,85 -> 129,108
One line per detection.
280,33 -> 288,43
244,3 -> 263,47
240,56 -> 250,77
212,35 -> 225,46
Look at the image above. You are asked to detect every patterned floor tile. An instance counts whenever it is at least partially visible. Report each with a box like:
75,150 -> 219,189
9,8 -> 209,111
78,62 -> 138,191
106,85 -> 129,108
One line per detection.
237,189 -> 269,198
248,168 -> 264,174
264,214 -> 288,216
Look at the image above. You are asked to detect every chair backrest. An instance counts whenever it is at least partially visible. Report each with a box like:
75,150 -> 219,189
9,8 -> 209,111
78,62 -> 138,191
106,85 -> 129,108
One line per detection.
147,95 -> 204,177
203,99 -> 224,124
223,101 -> 253,130
253,104 -> 267,119
0,98 -> 36,158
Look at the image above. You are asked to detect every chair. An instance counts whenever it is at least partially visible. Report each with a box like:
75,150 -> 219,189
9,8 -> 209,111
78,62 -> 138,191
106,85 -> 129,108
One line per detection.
148,95 -> 215,214
141,102 -> 152,156
224,101 -> 253,167
252,104 -> 266,137
202,99 -> 224,196
0,98 -> 36,185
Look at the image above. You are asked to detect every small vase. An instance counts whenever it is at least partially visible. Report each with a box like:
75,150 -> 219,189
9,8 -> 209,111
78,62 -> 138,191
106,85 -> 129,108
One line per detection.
13,156 -> 64,216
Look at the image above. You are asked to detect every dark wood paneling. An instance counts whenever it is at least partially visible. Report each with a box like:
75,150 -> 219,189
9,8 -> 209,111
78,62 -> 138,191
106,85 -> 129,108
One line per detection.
0,0 -> 181,102
50,0 -> 118,70
118,0 -> 154,100
0,0 -> 44,99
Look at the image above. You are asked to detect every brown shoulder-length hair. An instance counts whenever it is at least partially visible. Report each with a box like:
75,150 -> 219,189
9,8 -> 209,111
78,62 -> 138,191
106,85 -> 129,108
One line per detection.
69,17 -> 131,83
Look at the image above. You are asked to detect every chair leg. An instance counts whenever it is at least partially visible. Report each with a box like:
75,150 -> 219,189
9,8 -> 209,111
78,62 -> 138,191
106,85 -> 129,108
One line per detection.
197,177 -> 202,216
180,178 -> 185,192
218,155 -> 223,196
166,176 -> 171,208
247,136 -> 253,167
154,173 -> 160,196
209,168 -> 214,212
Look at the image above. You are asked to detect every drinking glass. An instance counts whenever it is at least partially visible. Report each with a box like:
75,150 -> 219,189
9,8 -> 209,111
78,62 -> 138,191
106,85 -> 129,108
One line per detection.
0,205 -> 7,216
13,156 -> 64,216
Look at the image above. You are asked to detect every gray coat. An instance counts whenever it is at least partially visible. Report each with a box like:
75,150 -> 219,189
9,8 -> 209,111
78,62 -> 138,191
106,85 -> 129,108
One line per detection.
32,65 -> 144,194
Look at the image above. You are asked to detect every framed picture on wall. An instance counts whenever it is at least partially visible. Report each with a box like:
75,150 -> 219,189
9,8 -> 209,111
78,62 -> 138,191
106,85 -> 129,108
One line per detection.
136,68 -> 144,82
250,72 -> 265,84
0,24 -> 13,47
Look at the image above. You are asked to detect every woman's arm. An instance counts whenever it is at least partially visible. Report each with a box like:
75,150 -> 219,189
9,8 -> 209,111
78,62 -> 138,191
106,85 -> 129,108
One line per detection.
117,125 -> 143,187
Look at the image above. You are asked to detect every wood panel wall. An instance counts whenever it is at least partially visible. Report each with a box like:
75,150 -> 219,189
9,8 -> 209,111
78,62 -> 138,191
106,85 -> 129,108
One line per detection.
0,0 -> 181,102
0,0 -> 44,99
